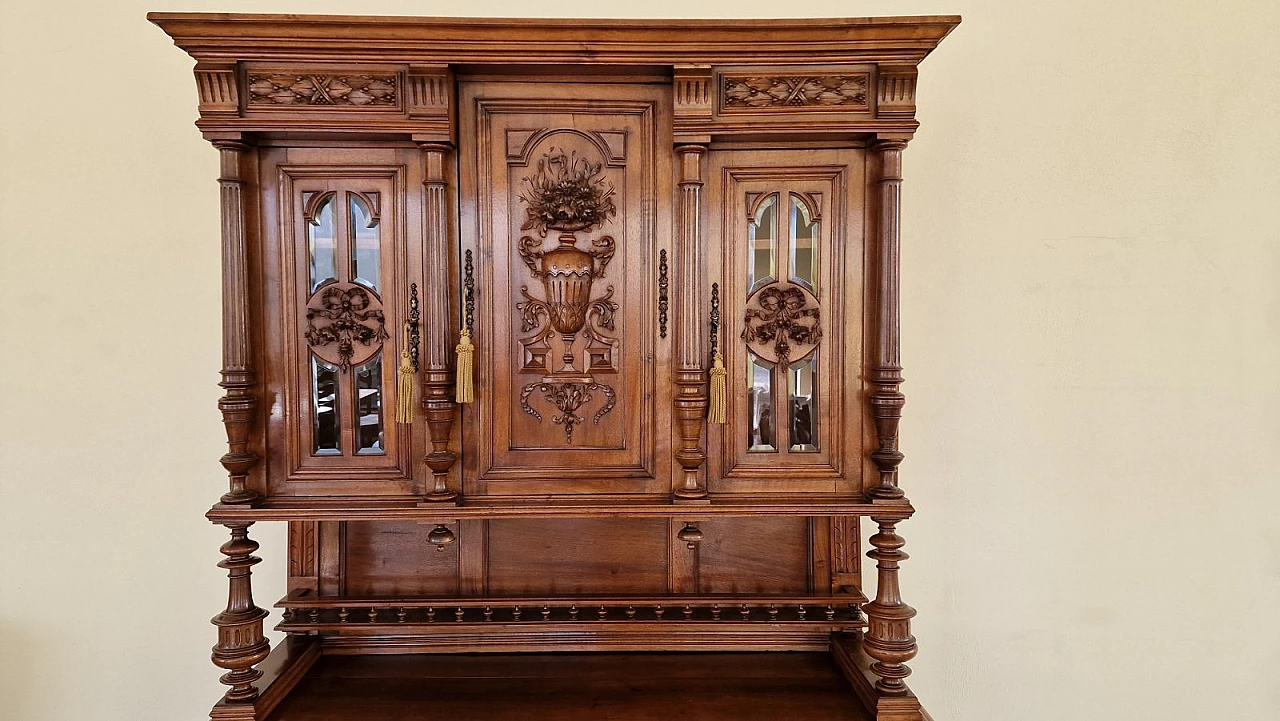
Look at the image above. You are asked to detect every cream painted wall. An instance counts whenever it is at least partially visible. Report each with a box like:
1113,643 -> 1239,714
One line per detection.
2,1 -> 1277,719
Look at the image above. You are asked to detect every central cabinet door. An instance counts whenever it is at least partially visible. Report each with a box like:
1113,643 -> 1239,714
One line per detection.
459,81 -> 673,496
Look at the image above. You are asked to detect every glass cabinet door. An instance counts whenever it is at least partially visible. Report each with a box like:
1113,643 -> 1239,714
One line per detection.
710,151 -> 865,492
274,160 -> 417,486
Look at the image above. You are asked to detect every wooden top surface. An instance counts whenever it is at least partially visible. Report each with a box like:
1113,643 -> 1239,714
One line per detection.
149,13 -> 960,65
266,652 -> 873,721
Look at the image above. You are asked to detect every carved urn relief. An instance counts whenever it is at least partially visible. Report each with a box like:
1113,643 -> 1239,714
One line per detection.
515,147 -> 620,443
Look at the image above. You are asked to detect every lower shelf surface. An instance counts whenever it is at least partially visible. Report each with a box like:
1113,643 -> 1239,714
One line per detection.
266,651 -> 872,721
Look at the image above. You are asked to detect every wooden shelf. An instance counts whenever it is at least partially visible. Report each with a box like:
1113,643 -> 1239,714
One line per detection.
261,651 -> 875,721
206,494 -> 914,523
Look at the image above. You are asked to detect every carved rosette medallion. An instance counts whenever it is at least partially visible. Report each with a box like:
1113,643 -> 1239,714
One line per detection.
305,284 -> 389,370
514,147 -> 620,444
742,283 -> 822,365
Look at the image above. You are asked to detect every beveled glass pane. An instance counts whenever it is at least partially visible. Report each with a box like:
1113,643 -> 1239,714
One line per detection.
790,194 -> 818,290
312,357 -> 341,455
354,354 -> 385,455
308,194 -> 337,292
350,193 -> 380,292
747,353 -> 776,452
788,354 -> 819,452
748,194 -> 777,293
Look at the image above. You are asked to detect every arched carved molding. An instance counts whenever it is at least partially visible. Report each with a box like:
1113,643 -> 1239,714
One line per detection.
506,128 -> 628,169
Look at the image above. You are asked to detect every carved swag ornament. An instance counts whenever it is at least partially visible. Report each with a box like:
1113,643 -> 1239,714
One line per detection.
742,284 -> 822,365
514,147 -> 620,443
305,285 -> 389,371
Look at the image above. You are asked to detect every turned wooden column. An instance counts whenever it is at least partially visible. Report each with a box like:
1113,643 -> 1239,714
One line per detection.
211,522 -> 270,702
419,142 -> 461,502
673,144 -> 709,499
213,140 -> 259,505
861,517 -> 918,694
869,139 -> 908,500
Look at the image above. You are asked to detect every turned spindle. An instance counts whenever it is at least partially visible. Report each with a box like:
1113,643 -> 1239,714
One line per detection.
862,517 -> 918,694
210,523 -> 270,703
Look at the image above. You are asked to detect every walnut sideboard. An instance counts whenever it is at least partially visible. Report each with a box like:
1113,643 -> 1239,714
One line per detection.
150,13 -> 960,721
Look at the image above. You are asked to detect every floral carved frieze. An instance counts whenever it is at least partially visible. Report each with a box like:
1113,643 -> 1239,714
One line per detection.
305,285 -> 389,371
247,74 -> 398,107
721,75 -> 870,111
742,283 -> 822,365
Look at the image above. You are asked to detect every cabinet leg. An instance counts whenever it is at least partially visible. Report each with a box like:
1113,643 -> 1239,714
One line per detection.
211,522 -> 270,702
861,517 -> 917,694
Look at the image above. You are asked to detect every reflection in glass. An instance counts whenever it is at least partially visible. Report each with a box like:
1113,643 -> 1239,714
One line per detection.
789,353 -> 819,452
748,194 -> 777,293
747,353 -> 776,452
308,194 -> 337,292
354,354 -> 385,455
312,357 -> 341,455
350,193 -> 380,292
790,194 -> 818,290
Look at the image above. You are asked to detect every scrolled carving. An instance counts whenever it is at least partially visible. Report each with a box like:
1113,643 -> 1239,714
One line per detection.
305,285 -> 389,371
742,283 -> 822,365
658,249 -> 669,339
519,382 -> 617,444
722,74 -> 869,110
246,74 -> 398,107
518,147 -> 617,236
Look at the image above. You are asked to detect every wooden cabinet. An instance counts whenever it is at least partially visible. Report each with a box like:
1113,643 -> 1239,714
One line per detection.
152,12 -> 959,721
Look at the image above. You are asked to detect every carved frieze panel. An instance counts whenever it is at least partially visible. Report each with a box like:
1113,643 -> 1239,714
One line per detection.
721,74 -> 870,112
247,73 -> 399,108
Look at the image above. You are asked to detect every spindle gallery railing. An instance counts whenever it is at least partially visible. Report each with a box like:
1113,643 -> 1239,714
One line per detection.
277,595 -> 867,629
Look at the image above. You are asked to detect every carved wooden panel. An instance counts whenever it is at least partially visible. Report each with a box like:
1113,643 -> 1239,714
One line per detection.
343,521 -> 461,596
706,150 -> 865,493
486,519 -> 669,595
459,82 -> 672,495
697,518 -> 811,594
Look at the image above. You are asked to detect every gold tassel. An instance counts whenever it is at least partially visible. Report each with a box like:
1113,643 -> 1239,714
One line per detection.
455,329 -> 475,404
708,351 -> 727,424
395,322 -> 416,424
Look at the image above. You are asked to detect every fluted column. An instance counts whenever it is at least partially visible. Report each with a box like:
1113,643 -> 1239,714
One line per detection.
861,517 -> 918,694
213,140 -> 259,505
419,142 -> 461,501
673,144 -> 709,499
869,139 -> 907,500
211,523 -> 270,702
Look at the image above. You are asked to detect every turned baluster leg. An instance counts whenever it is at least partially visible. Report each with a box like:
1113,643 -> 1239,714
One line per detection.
861,517 -> 917,694
673,143 -> 709,499
213,139 -> 260,505
869,139 -> 908,500
419,140 -> 460,502
211,522 -> 271,702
